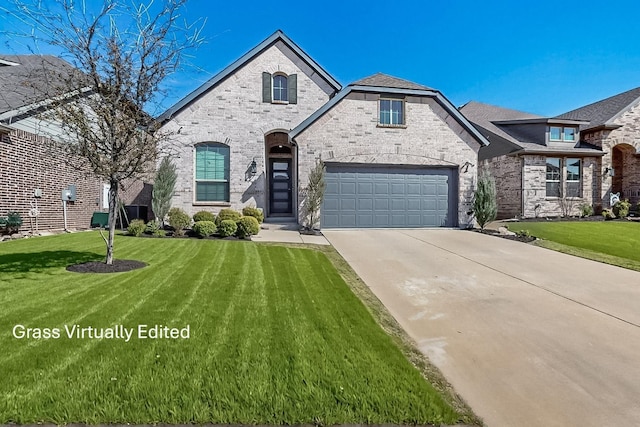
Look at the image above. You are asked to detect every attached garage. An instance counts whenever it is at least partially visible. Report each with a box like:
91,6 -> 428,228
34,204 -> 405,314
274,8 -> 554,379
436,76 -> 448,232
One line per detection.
322,164 -> 458,228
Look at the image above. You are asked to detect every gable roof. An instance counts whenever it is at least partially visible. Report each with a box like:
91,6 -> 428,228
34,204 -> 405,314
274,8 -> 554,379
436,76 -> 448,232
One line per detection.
352,73 -> 432,91
157,30 -> 341,123
460,101 -> 603,159
555,86 -> 640,131
0,54 -> 78,115
291,76 -> 489,147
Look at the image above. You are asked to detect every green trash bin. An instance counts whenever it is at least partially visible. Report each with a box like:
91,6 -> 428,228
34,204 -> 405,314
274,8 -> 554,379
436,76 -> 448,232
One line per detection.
91,212 -> 109,228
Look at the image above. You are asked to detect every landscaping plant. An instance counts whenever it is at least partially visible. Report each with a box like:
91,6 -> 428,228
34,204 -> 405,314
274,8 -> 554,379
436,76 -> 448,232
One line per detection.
3,0 -> 203,264
152,157 -> 178,227
168,208 -> 191,237
602,209 -> 616,220
580,203 -> 594,218
6,212 -> 23,233
192,220 -> 217,238
242,206 -> 264,223
218,219 -> 237,237
193,210 -> 216,223
236,216 -> 260,238
215,209 -> 241,227
126,219 -> 146,237
472,170 -> 497,230
144,220 -> 161,235
301,161 -> 326,230
613,199 -> 631,218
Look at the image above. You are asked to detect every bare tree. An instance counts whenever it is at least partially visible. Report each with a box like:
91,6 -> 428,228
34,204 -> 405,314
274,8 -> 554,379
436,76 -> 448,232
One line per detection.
3,0 -> 204,264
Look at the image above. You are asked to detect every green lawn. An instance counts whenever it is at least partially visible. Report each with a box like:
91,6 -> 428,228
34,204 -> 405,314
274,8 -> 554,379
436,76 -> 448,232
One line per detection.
507,221 -> 640,271
0,233 -> 470,425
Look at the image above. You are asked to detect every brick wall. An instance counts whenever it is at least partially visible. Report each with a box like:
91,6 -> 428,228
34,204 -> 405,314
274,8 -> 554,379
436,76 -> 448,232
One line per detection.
294,92 -> 482,227
0,128 -> 102,232
480,155 -> 522,219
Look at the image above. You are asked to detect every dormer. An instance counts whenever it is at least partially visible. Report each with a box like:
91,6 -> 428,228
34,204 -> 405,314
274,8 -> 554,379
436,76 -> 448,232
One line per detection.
492,118 -> 588,147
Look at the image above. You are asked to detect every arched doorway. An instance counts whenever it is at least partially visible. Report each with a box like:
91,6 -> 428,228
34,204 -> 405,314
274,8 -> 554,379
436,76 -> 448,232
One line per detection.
611,143 -> 638,200
265,132 -> 295,217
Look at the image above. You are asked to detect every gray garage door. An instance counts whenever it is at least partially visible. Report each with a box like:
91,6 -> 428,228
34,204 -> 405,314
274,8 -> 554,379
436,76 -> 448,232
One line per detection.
322,164 -> 457,228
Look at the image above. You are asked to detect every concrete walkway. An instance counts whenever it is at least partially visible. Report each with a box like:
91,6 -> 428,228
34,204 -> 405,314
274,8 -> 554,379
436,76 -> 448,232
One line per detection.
324,229 -> 640,427
252,222 -> 330,245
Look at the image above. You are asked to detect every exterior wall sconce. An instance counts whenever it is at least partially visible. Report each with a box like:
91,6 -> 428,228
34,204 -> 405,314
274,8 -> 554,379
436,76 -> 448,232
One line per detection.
245,158 -> 258,181
461,161 -> 474,173
604,166 -> 615,177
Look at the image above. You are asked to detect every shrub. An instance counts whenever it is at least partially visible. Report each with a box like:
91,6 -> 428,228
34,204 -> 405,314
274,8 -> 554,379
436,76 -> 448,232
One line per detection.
193,210 -> 216,223
472,170 -> 497,230
242,206 -> 264,223
613,199 -> 631,218
602,209 -> 616,220
301,161 -> 326,230
236,216 -> 260,238
218,219 -> 237,237
127,219 -> 146,236
152,157 -> 177,226
145,220 -> 161,234
168,207 -> 191,236
192,220 -> 217,238
515,229 -> 531,238
215,208 -> 241,227
6,211 -> 23,233
152,229 -> 167,237
579,203 -> 594,218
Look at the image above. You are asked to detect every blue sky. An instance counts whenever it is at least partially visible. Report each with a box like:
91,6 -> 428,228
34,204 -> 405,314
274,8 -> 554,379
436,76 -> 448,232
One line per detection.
3,0 -> 640,116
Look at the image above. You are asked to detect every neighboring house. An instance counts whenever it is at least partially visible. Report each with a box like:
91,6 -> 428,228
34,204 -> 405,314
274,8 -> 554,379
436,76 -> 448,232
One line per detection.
0,55 -> 151,232
158,30 -> 488,228
462,88 -> 640,219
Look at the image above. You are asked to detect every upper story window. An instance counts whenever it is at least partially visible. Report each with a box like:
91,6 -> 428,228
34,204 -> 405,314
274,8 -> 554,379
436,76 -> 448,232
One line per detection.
262,72 -> 297,104
273,74 -> 288,102
195,142 -> 230,202
379,99 -> 404,126
550,126 -> 577,142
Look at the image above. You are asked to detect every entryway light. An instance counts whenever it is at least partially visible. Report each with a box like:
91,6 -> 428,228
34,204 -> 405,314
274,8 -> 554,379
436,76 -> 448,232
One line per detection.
604,166 -> 615,177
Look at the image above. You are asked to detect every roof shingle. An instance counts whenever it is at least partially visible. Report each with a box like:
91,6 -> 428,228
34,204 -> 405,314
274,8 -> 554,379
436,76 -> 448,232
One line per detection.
351,73 -> 432,91
555,87 -> 640,130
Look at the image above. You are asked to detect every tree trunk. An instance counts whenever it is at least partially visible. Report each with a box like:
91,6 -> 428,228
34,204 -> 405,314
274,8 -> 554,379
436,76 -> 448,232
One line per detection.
106,180 -> 119,265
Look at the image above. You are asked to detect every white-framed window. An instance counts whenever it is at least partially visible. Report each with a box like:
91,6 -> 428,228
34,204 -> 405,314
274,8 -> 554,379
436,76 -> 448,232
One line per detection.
550,126 -> 577,142
195,142 -> 230,202
546,157 -> 582,197
379,99 -> 404,126
273,74 -> 288,102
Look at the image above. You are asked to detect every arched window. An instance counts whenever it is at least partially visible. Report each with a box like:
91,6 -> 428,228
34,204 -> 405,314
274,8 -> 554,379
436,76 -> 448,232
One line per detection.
195,142 -> 230,202
273,74 -> 288,102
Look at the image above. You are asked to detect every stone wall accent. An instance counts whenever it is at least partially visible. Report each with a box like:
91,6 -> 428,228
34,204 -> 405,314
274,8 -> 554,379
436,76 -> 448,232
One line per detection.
521,155 -> 598,218
0,128 -> 102,231
294,92 -> 481,227
480,155 -> 522,219
161,42 -> 333,218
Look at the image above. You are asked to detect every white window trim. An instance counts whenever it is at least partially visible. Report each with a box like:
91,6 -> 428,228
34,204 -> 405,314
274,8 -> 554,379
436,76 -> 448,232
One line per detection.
378,98 -> 406,127
549,126 -> 577,142
545,157 -> 583,199
272,73 -> 288,104
193,143 -> 231,203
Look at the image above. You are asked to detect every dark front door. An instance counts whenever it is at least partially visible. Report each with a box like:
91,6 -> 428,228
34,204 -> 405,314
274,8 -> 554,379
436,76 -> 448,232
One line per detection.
270,159 -> 292,214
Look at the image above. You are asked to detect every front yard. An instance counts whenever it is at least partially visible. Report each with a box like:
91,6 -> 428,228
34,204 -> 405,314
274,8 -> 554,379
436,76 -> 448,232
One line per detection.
506,221 -> 640,271
0,233 -> 473,425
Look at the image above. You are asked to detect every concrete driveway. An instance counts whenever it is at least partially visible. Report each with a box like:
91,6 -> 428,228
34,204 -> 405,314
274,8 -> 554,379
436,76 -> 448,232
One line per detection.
324,229 -> 640,427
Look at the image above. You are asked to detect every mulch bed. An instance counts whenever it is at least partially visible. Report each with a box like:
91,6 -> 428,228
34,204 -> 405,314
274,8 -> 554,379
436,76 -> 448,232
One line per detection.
66,259 -> 147,273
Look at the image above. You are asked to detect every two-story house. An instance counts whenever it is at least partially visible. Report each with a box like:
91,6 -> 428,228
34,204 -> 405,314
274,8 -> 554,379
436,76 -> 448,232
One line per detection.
157,30 -> 489,228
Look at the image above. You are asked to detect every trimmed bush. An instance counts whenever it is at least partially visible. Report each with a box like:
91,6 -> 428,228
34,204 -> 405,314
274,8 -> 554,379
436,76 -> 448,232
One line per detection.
168,207 -> 191,236
152,229 -> 167,237
613,199 -> 631,218
236,216 -> 260,238
193,210 -> 215,223
602,209 -> 616,220
580,204 -> 594,218
215,208 -> 241,227
218,219 -> 237,237
193,220 -> 217,238
127,219 -> 146,237
242,206 -> 264,223
472,170 -> 497,230
145,220 -> 161,234
6,211 -> 23,233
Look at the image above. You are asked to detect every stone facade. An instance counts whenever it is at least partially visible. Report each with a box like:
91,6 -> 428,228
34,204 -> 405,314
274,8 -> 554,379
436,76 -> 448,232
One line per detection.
294,92 -> 482,227
480,155 -> 522,219
161,41 -> 334,218
582,102 -> 640,207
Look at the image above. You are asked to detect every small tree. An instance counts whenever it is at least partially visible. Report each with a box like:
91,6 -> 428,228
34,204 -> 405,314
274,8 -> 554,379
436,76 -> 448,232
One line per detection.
3,0 -> 204,264
473,170 -> 497,230
152,157 -> 177,226
302,161 -> 326,230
